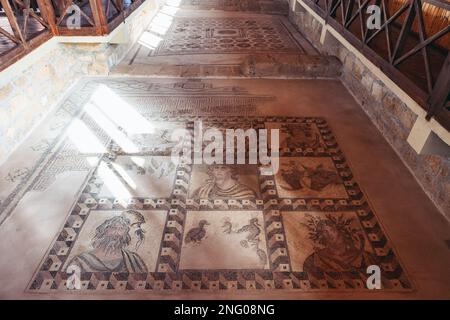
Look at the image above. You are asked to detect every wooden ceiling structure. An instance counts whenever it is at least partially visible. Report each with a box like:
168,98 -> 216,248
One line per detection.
0,0 -> 144,68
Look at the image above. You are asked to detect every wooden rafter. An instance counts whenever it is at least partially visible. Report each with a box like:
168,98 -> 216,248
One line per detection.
0,0 -> 28,47
0,0 -> 147,72
0,26 -> 21,44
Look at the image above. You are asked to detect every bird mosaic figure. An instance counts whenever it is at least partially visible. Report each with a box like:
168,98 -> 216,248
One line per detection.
237,218 -> 261,242
280,162 -> 341,192
284,124 -> 321,149
222,218 -> 233,234
280,162 -> 304,190
302,164 -> 341,191
237,218 -> 267,263
185,220 -> 210,244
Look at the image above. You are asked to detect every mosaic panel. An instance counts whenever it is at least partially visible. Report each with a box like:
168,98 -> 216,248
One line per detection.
188,164 -> 261,199
63,210 -> 167,273
28,115 -> 412,293
150,17 -> 304,56
179,210 -> 269,270
282,211 -> 409,289
274,157 -> 349,199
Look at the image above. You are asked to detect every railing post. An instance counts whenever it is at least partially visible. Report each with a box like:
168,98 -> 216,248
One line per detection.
344,0 -> 355,27
426,53 -> 450,121
391,0 -> 416,63
36,0 -> 59,35
89,0 -> 109,35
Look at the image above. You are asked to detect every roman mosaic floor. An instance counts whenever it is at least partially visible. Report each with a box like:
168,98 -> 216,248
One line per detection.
0,1 -> 449,300
115,1 -> 317,77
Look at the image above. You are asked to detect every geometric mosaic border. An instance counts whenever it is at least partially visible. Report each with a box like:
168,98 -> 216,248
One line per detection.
27,116 -> 413,292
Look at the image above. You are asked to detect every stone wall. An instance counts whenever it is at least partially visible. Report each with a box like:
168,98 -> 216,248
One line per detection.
0,0 -> 163,165
288,1 -> 450,218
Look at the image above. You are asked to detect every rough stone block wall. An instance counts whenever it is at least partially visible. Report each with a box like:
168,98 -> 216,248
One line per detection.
0,0 -> 162,165
289,5 -> 450,218
289,3 -> 323,46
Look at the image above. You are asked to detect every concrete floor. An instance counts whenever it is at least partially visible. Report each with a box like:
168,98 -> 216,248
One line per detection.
0,1 -> 449,299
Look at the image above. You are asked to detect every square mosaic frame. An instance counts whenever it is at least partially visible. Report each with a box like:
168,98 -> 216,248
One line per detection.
150,16 -> 304,56
27,116 -> 413,293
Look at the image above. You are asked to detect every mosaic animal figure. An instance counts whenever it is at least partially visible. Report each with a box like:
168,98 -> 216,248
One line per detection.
185,220 -> 210,244
285,125 -> 321,149
281,162 -> 304,190
301,164 -> 341,191
237,218 -> 261,241
222,218 -> 233,234
237,218 -> 267,263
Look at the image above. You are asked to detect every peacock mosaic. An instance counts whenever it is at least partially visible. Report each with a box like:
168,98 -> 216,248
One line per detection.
27,109 -> 412,292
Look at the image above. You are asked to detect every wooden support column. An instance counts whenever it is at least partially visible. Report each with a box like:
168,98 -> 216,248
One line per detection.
36,0 -> 59,35
89,0 -> 109,35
